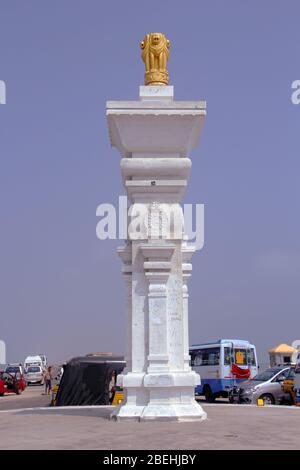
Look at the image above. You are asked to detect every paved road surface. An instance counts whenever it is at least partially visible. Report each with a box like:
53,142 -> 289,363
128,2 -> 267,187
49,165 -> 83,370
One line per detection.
0,387 -> 228,411
0,385 -> 50,410
0,400 -> 299,450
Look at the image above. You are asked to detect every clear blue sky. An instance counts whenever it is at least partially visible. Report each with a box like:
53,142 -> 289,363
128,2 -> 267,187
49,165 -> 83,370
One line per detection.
0,1 -> 299,364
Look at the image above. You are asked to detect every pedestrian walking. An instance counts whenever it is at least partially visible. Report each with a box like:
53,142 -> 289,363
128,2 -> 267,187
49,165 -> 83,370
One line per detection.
43,366 -> 53,395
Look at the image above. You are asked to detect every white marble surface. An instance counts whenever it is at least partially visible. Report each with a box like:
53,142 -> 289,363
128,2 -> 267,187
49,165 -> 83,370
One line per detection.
108,86 -> 207,422
139,85 -> 174,100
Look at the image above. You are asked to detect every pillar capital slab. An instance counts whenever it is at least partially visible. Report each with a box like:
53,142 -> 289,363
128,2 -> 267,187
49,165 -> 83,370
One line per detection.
107,89 -> 206,159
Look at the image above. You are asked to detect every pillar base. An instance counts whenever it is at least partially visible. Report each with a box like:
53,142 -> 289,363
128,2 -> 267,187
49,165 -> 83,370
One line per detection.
111,401 -> 207,422
140,401 -> 207,422
110,371 -> 207,422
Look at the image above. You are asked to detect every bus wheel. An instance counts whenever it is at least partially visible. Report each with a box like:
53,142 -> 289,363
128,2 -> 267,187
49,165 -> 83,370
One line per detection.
204,385 -> 215,403
260,393 -> 274,405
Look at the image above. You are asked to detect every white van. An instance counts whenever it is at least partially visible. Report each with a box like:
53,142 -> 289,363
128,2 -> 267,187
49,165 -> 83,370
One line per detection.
38,354 -> 47,368
24,355 -> 45,371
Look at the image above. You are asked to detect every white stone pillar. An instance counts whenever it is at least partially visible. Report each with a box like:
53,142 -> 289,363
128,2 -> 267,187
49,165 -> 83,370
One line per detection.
141,244 -> 174,373
108,85 -> 207,421
117,244 -> 132,373
182,239 -> 195,371
146,272 -> 170,372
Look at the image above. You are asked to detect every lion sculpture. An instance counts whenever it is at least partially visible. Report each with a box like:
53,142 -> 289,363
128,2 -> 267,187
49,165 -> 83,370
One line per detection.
140,33 -> 170,85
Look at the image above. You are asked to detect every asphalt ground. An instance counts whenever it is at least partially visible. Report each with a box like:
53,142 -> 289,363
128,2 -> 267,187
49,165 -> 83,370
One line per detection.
0,383 -> 51,410
0,389 -> 299,450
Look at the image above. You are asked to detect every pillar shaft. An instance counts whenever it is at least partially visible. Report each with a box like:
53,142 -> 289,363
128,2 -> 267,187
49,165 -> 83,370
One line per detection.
107,86 -> 207,421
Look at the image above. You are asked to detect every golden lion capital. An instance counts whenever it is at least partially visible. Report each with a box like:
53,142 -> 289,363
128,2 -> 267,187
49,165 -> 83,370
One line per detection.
140,33 -> 170,86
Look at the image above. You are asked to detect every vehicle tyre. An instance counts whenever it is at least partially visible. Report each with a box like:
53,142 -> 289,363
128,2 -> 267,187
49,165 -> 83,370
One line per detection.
259,393 -> 275,405
16,388 -> 21,395
0,393 -> 4,397
204,385 -> 215,403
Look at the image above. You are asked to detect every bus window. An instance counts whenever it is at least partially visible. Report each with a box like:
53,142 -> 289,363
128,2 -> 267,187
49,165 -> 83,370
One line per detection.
234,349 -> 247,365
192,348 -> 220,366
224,347 -> 231,365
195,352 -> 203,366
190,351 -> 196,366
250,348 -> 256,366
208,348 -> 220,366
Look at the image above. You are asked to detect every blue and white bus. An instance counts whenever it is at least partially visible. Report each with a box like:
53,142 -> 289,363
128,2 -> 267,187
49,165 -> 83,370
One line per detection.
190,339 -> 258,402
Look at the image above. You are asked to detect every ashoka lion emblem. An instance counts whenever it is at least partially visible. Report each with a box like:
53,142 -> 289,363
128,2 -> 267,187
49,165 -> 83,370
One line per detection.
140,32 -> 170,86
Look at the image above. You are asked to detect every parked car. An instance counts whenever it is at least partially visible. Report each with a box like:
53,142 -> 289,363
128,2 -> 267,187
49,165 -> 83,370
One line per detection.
229,367 -> 291,405
25,365 -> 44,386
4,364 -> 26,390
0,371 -> 26,396
5,364 -> 24,376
